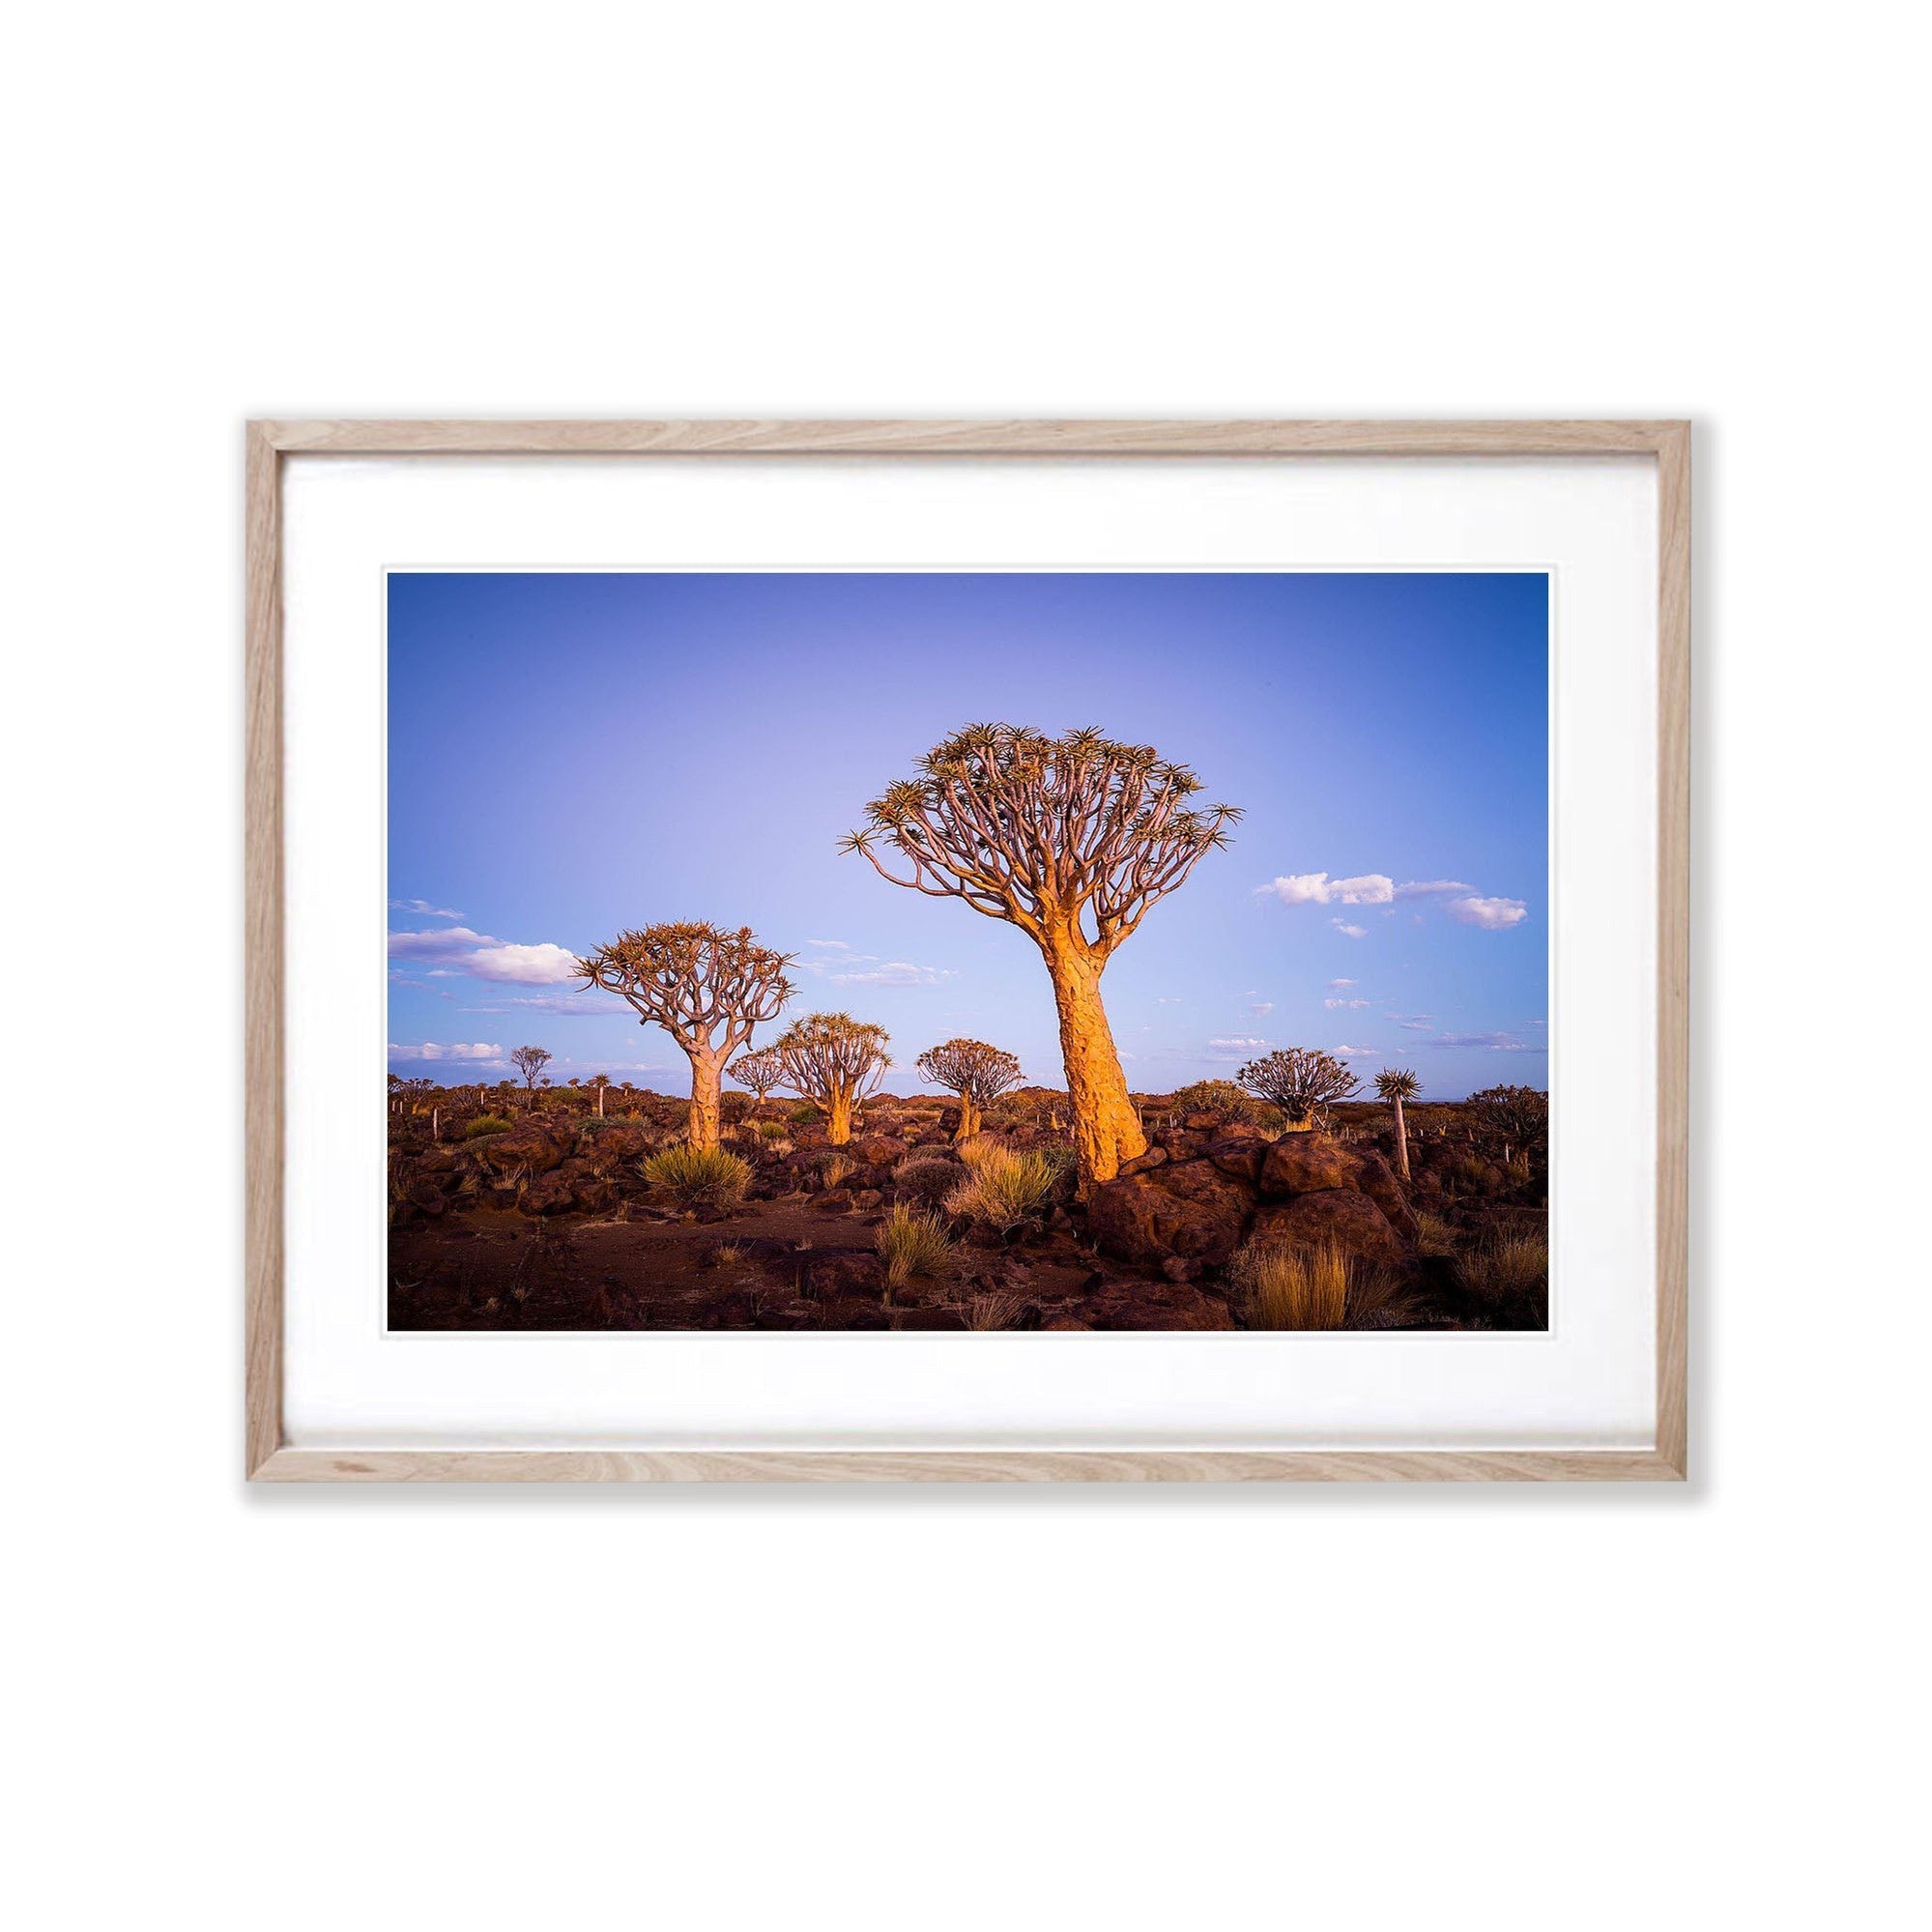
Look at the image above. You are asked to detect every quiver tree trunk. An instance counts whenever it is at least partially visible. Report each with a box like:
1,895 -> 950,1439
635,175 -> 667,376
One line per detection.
826,1094 -> 853,1145
1392,1096 -> 1409,1179
1045,942 -> 1146,1184
952,1099 -> 982,1142
685,1051 -> 723,1150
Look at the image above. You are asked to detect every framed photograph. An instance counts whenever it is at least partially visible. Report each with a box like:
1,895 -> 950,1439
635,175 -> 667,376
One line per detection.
246,419 -> 1687,1482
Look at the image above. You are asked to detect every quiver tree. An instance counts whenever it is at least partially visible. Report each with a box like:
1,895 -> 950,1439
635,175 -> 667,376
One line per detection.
916,1038 -> 1024,1141
771,1012 -> 891,1145
727,1045 -> 786,1108
509,1045 -> 552,1103
1235,1048 -> 1360,1131
577,922 -> 794,1150
587,1073 -> 613,1117
1466,1084 -> 1548,1158
1373,1067 -> 1421,1179
844,724 -> 1239,1184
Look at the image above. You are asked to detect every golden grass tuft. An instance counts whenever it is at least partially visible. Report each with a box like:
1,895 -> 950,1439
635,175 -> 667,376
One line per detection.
1455,1230 -> 1548,1327
639,1144 -> 752,1212
943,1143 -> 1059,1227
1227,1240 -> 1352,1331
874,1203 -> 953,1290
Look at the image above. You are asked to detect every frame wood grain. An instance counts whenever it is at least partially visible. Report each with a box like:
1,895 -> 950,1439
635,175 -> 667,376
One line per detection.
245,419 -> 1689,1484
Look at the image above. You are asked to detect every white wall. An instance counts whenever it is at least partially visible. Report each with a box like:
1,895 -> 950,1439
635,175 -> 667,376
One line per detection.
8,5 -> 1923,1928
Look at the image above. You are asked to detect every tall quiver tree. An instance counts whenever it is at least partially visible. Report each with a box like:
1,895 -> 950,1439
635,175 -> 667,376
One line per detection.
727,1045 -> 786,1108
844,724 -> 1240,1185
772,1013 -> 891,1145
587,1073 -> 613,1118
916,1038 -> 1024,1141
1373,1067 -> 1421,1179
577,922 -> 794,1151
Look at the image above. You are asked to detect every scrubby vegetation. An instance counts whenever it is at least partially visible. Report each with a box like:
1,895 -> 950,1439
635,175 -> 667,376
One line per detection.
389,1066 -> 1549,1333
640,1144 -> 752,1213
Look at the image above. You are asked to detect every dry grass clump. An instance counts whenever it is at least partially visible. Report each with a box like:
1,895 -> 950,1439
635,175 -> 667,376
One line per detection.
1456,1230 -> 1548,1328
755,1118 -> 791,1140
639,1144 -> 752,1212
462,1113 -> 513,1138
944,1143 -> 1059,1228
892,1154 -> 963,1207
1229,1240 -> 1352,1330
959,1290 -> 1025,1331
820,1151 -> 857,1190
1412,1209 -> 1456,1258
874,1204 -> 953,1290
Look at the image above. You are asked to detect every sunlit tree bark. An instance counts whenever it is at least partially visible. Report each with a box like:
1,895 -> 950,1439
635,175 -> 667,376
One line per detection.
844,725 -> 1239,1184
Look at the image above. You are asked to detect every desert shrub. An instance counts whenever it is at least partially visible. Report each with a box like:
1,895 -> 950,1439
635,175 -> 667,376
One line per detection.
960,1290 -> 1025,1331
874,1204 -> 953,1290
1413,1209 -> 1456,1257
761,1137 -> 794,1161
820,1151 -> 857,1189
1228,1240 -> 1351,1330
1164,1079 -> 1271,1126
892,1154 -> 964,1206
756,1118 -> 791,1140
1456,1231 -> 1548,1328
639,1144 -> 752,1213
789,1102 -> 821,1124
943,1144 -> 1059,1228
462,1113 -> 513,1138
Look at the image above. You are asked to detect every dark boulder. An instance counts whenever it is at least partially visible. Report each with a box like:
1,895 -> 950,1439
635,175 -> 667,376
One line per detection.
1251,1188 -> 1405,1265
1257,1131 -> 1362,1198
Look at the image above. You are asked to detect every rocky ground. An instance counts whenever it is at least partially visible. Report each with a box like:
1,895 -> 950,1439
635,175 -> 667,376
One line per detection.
389,1090 -> 1547,1331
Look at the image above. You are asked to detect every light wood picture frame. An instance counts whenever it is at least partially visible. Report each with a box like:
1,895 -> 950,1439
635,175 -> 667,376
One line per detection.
245,418 -> 1689,1483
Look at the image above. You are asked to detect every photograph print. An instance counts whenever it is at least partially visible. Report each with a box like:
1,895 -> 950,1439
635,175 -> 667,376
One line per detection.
387,570 -> 1549,1333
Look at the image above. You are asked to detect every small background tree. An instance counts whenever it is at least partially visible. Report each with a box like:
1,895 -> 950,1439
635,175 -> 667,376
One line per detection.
915,1038 -> 1024,1140
578,922 -> 794,1150
845,723 -> 1238,1184
1373,1068 -> 1421,1178
509,1045 -> 552,1103
727,1045 -> 786,1108
587,1073 -> 613,1117
772,1012 -> 892,1144
1235,1049 -> 1360,1131
1467,1084 -> 1548,1159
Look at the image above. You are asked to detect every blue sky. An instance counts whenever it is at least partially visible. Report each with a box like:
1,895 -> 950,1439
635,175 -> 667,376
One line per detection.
388,571 -> 1547,1101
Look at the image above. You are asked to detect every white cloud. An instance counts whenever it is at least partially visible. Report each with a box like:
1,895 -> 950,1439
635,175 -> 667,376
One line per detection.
1255,871 -> 1394,907
1422,1030 -> 1545,1053
1259,874 -> 1527,933
467,941 -> 582,985
1328,978 -> 1356,990
806,937 -> 862,953
827,961 -> 957,988
1336,1043 -> 1377,1056
1156,996 -> 1185,1004
1325,996 -> 1370,1010
1205,1034 -> 1272,1059
461,991 -> 604,1016
388,925 -> 580,982
1392,1014 -> 1435,1030
388,1041 -> 504,1063
1249,1001 -> 1274,1017
1447,896 -> 1528,931
389,897 -> 465,919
